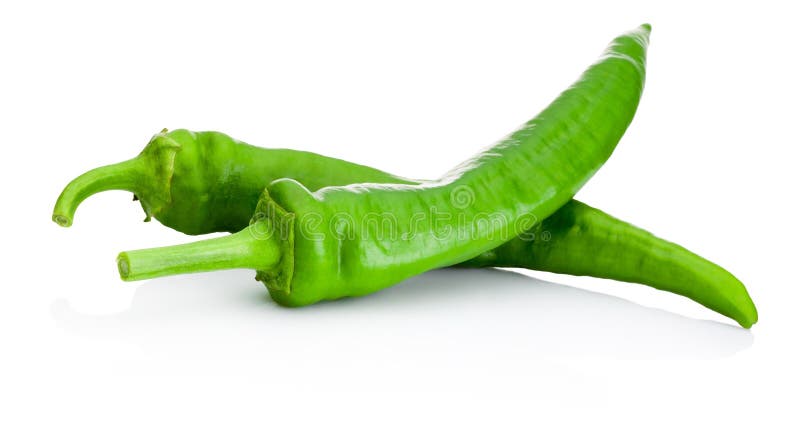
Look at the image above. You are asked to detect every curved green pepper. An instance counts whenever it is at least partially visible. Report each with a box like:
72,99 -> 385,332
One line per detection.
56,127 -> 757,326
53,129 -> 416,235
460,201 -> 757,327
110,25 -> 651,307
53,24 -> 757,327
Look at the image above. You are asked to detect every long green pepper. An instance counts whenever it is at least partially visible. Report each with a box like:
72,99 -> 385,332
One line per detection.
105,25 -> 649,307
52,25 -> 758,326
54,127 -> 758,326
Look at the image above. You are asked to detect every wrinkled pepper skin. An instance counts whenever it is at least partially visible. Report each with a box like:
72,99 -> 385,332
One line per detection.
54,24 -> 758,326
53,129 -> 413,234
113,25 -> 652,307
62,130 -> 757,327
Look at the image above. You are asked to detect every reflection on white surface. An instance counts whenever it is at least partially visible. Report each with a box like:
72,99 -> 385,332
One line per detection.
51,267 -> 753,364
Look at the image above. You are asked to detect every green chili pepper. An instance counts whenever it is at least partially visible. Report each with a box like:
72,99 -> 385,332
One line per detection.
459,201 -> 757,327
53,24 -> 757,327
107,24 -> 651,308
53,129 -> 416,234
54,131 -> 758,327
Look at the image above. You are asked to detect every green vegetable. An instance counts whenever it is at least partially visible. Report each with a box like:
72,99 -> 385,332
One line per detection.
56,132 -> 757,327
460,201 -> 757,327
54,131 -> 758,328
53,130 -> 412,234
54,24 -> 757,327
110,24 -> 651,307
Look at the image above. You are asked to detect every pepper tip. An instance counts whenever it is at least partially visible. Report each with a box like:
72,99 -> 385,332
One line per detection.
741,307 -> 758,329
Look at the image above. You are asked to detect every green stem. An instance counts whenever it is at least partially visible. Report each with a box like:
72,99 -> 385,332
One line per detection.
116,224 -> 283,281
52,158 -> 144,227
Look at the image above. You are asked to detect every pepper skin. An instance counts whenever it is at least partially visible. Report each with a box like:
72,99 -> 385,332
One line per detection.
113,24 -> 652,307
54,25 -> 757,326
459,201 -> 757,327
52,129 -> 412,235
58,130 -> 758,327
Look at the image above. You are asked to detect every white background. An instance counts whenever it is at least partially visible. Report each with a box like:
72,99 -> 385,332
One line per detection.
2,1 -> 798,422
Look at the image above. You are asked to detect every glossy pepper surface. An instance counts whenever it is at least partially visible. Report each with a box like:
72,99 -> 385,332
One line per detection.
54,127 -> 758,326
54,25 -> 758,326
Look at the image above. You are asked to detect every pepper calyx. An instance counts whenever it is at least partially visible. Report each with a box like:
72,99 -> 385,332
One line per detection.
252,188 -> 296,294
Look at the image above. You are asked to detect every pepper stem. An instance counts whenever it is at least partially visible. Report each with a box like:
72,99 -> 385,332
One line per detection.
116,223 -> 283,281
52,158 -> 144,227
